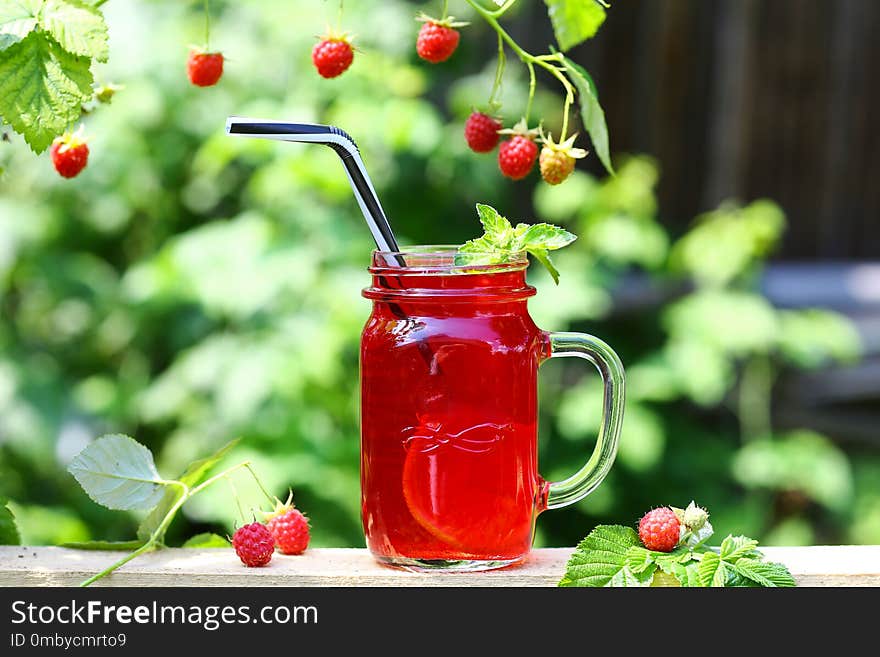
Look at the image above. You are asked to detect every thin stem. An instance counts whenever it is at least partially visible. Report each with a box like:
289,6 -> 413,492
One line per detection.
203,0 -> 210,50
441,0 -> 449,20
244,463 -> 277,506
337,0 -> 344,32
525,61 -> 536,121
188,461 -> 251,497
79,490 -> 189,587
225,475 -> 247,524
92,0 -> 109,7
488,32 -> 506,107
466,0 -> 575,128
489,0 -> 519,18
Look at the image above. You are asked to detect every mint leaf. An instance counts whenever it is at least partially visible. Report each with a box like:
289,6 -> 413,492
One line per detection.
732,558 -> 796,587
182,533 -> 230,548
529,248 -> 561,284
513,223 -> 577,251
544,0 -> 607,51
476,203 -> 513,242
697,552 -> 727,587
40,0 -> 108,61
0,30 -> 93,152
0,497 -> 20,545
61,539 -> 147,551
560,55 -> 614,175
719,535 -> 760,561
68,434 -> 169,511
137,439 -> 239,544
456,204 -> 577,283
559,525 -> 645,587
0,0 -> 40,51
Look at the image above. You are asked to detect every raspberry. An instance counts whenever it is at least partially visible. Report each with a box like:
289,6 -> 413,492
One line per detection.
312,38 -> 354,79
50,131 -> 89,179
638,507 -> 681,552
416,21 -> 460,63
498,135 -> 538,180
232,522 -> 275,567
539,147 -> 576,185
187,50 -> 224,87
464,112 -> 502,153
266,506 -> 310,555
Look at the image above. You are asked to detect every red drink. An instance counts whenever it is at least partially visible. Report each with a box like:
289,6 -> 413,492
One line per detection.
360,248 -> 624,571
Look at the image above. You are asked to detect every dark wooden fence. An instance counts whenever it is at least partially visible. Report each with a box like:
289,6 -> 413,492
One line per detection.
517,0 -> 879,259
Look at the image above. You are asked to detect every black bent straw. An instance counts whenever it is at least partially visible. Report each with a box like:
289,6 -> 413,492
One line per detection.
226,117 -> 402,262
225,117 -> 435,366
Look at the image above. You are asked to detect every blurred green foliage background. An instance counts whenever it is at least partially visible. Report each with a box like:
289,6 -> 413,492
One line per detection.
0,0 -> 876,549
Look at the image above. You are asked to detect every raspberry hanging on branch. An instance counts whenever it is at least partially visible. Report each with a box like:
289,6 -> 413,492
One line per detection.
417,0 -> 614,184
313,0 -> 355,78
187,0 -> 224,87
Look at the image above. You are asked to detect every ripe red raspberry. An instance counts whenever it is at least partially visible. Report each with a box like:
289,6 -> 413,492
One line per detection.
232,522 -> 275,567
266,507 -> 310,555
464,112 -> 502,153
498,135 -> 538,180
50,132 -> 89,179
638,507 -> 681,552
187,50 -> 224,87
539,147 -> 576,185
416,21 -> 460,63
312,38 -> 354,79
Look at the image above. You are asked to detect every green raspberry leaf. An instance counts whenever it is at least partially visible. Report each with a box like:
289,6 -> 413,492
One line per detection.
0,0 -> 40,51
731,558 -> 797,587
624,545 -> 655,574
182,533 -> 230,548
61,539 -> 147,551
544,0 -> 608,52
697,551 -> 728,587
558,524 -> 643,587
68,434 -> 171,511
40,0 -> 109,61
559,55 -> 614,175
0,497 -> 21,545
0,30 -> 93,153
719,535 -> 760,561
137,439 -> 240,544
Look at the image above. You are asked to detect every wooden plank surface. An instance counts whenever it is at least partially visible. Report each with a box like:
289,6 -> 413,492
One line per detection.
1,546 -> 878,587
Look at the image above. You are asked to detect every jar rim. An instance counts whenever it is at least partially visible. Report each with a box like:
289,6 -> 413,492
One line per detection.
371,245 -> 529,273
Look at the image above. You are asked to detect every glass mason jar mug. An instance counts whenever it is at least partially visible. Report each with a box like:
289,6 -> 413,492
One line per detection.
360,247 -> 625,571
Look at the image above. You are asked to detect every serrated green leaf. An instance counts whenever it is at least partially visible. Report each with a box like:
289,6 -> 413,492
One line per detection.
182,532 -> 230,548
558,525 -> 642,587
137,439 -> 239,544
0,30 -> 93,152
732,558 -> 796,587
607,564 -> 655,587
669,561 -> 701,587
0,0 -> 40,51
40,0 -> 108,61
0,498 -> 21,545
475,203 -> 512,240
560,55 -> 613,175
68,434 -> 169,511
514,223 -> 577,251
544,0 -> 607,51
60,539 -> 146,551
719,535 -> 760,561
624,545 -> 655,574
697,552 -> 727,587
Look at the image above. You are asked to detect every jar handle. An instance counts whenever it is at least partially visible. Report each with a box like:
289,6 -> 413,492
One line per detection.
541,331 -> 625,510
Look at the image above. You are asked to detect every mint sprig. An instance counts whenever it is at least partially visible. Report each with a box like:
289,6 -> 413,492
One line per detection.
559,503 -> 796,588
455,203 -> 577,283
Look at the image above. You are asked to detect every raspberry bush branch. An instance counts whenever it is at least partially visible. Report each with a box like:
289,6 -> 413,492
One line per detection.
66,434 -> 297,586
